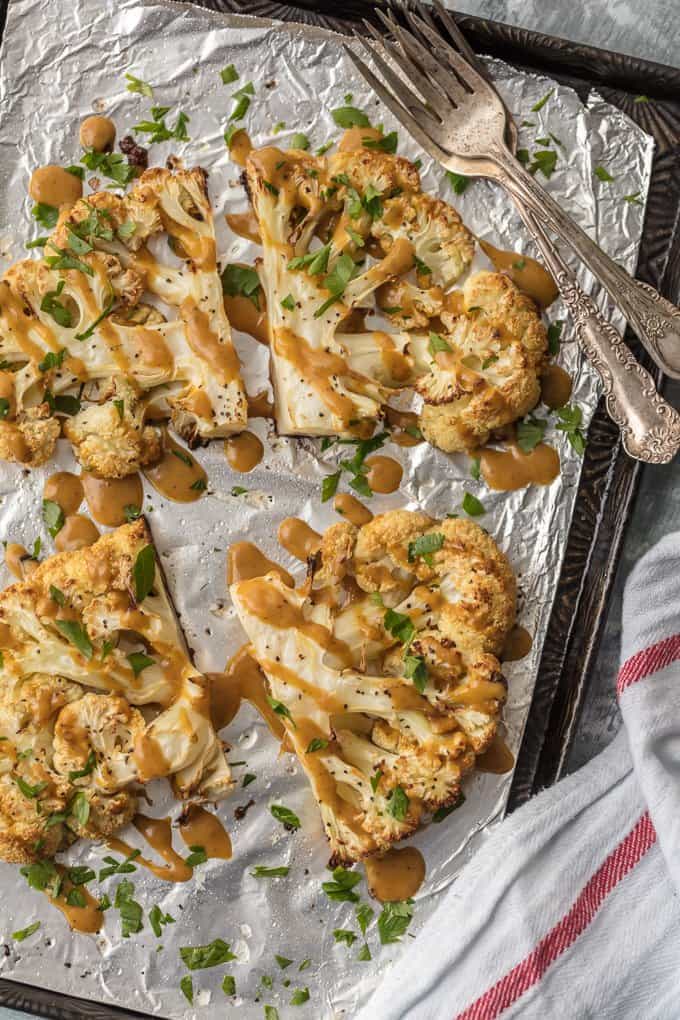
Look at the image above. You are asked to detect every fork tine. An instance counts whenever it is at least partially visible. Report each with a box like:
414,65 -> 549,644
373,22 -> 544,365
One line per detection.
376,7 -> 471,108
342,41 -> 449,164
429,0 -> 479,69
363,18 -> 449,111
403,9 -> 494,98
354,26 -> 444,132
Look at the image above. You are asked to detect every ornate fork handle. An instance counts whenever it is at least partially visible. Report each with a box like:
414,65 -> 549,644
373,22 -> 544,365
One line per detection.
519,205 -> 680,464
492,145 -> 680,382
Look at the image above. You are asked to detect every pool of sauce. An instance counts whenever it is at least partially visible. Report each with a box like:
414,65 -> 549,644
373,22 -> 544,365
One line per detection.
385,407 -> 422,447
247,390 -> 275,419
227,541 -> 294,588
108,816 -> 192,883
178,804 -> 232,860
223,269 -> 270,345
365,455 -> 403,494
540,364 -> 573,409
334,492 -> 373,526
79,115 -> 116,152
226,210 -> 261,244
54,514 -> 100,552
364,846 -> 426,903
225,430 -> 264,473
479,240 -> 559,308
502,625 -> 533,662
44,472 -> 84,517
476,735 -> 515,774
481,442 -> 560,491
81,472 -> 144,527
29,165 -> 83,208
49,866 -> 103,934
208,644 -> 285,737
277,517 -> 321,561
143,430 -> 208,502
227,129 -> 253,168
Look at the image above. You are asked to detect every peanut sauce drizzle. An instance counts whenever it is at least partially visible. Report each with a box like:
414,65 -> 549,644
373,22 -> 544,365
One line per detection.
29,165 -> 83,207
372,331 -> 412,383
476,734 -> 515,774
81,472 -> 144,527
338,126 -> 386,152
223,271 -> 270,345
227,541 -> 294,588
4,543 -> 37,580
44,472 -> 84,517
108,815 -> 192,883
274,327 -> 355,424
48,865 -> 103,934
237,577 -> 353,668
540,364 -> 573,409
54,514 -> 100,552
364,847 -> 426,903
479,240 -> 559,308
227,130 -> 253,168
180,297 -> 240,381
79,115 -> 116,153
143,429 -> 208,502
225,430 -> 264,473
207,645 -> 285,737
277,517 -> 321,561
226,209 -> 261,244
364,455 -> 403,494
385,407 -> 422,447
247,389 -> 275,419
502,625 -> 533,662
178,804 -> 232,860
333,493 -> 373,526
481,442 -> 560,491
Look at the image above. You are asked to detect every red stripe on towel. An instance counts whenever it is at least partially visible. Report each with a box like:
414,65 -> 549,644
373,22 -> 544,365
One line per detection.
616,633 -> 680,696
454,812 -> 656,1020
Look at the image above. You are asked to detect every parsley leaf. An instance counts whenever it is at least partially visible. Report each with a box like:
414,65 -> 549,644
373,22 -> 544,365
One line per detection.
322,867 -> 362,902
378,899 -> 414,944
386,785 -> 409,821
331,106 -> 370,128
462,492 -> 485,517
180,938 -> 236,970
32,202 -> 59,229
180,976 -> 193,1004
275,955 -> 293,969
40,281 -> 73,328
251,865 -> 290,878
446,170 -> 470,194
516,415 -> 548,453
383,608 -> 415,647
221,263 -> 262,308
222,975 -> 236,995
362,131 -> 398,153
133,544 -> 155,603
433,791 -> 466,821
42,498 -> 65,537
125,73 -> 153,97
12,921 -> 40,942
266,695 -> 295,727
547,320 -> 564,355
306,738 -> 328,753
403,653 -> 428,694
321,471 -> 341,502
556,404 -> 586,455
290,132 -> 310,150
594,165 -> 615,182
126,651 -> 155,676
356,903 -> 374,935
115,879 -> 144,937
270,804 -> 301,831
531,88 -> 554,112
290,988 -> 310,1006
149,904 -> 175,937
428,331 -> 452,356
334,928 -> 357,946
55,619 -> 93,659
220,65 -> 239,85
407,532 -> 444,566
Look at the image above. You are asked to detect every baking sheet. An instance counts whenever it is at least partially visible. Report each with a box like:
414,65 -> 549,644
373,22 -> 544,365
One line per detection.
0,1 -> 654,1017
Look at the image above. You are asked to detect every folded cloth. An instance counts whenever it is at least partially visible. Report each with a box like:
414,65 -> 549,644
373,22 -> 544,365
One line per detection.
356,532 -> 680,1020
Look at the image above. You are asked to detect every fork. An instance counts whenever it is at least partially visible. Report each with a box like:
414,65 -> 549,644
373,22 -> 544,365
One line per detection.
343,4 -> 680,463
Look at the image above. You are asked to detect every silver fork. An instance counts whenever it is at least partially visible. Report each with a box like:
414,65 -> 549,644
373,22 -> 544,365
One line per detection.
343,5 -> 680,463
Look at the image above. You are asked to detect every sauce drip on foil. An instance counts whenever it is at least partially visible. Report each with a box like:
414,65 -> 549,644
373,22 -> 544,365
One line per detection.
43,472 -> 84,517
225,431 -> 264,473
54,515 -> 100,552
79,115 -> 116,152
365,455 -> 403,494
178,804 -> 232,860
333,492 -> 373,526
207,645 -> 285,737
502,625 -> 533,662
364,847 -> 426,902
143,430 -> 208,502
481,442 -> 560,491
540,364 -> 573,409
479,240 -> 559,308
81,472 -> 144,527
227,541 -> 294,588
29,165 -> 83,207
277,518 -> 321,561
476,735 -> 515,774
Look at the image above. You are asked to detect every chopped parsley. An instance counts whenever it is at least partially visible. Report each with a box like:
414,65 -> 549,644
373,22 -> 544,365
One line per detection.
229,81 -> 255,122
222,975 -> 237,995
115,879 -> 144,937
531,88 -> 554,112
49,584 -> 66,607
334,929 -> 357,946
275,955 -> 293,969
322,866 -> 362,902
132,544 -> 155,603
516,415 -> 548,453
356,903 -> 374,934
124,504 -> 141,522
383,608 -> 415,647
251,865 -> 290,878
32,203 -> 59,229
220,64 -> 239,85
547,320 -> 564,355
470,456 -> 481,480
281,293 -> 296,311
428,331 -> 452,356
556,404 -> 586,455
433,791 -> 466,821
290,132 -> 310,150
149,904 -> 175,936
321,470 -> 341,502
80,150 -> 137,187
594,165 -> 615,183
290,988 -> 310,1005
461,492 -> 485,517
42,498 -> 65,537
377,899 -> 414,944
55,619 -> 93,659
270,804 -> 301,831
407,532 -> 444,566
386,785 -> 409,821
624,191 -> 643,205
358,943 -> 372,961
40,282 -> 72,328
362,131 -> 398,153
266,695 -> 295,727
68,751 -> 96,782
75,296 -> 115,342
133,108 -> 190,145
99,850 -> 142,880
221,263 -> 262,307
126,651 -> 155,676
125,73 -> 153,97
403,653 -> 428,694
12,921 -> 40,942
242,773 -> 256,787
180,938 -> 236,970
446,170 -> 470,194
331,106 -> 370,128
180,976 -> 193,1004
306,738 -> 329,753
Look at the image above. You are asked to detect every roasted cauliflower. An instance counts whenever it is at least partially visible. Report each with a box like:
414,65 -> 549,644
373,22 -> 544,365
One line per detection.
243,137 -> 474,438
0,519 -> 233,864
0,166 -> 247,476
230,509 -> 515,864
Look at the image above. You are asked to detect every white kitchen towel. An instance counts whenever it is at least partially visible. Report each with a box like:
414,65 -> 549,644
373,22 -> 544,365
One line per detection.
357,532 -> 680,1020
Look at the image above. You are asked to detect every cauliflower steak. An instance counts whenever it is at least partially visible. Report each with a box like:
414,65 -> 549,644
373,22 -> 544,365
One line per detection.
243,131 -> 548,451
0,167 -> 247,476
0,519 -> 232,864
230,509 -> 515,864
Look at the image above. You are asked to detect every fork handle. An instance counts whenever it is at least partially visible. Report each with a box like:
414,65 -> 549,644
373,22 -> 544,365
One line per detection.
491,144 -> 680,381
518,205 -> 680,464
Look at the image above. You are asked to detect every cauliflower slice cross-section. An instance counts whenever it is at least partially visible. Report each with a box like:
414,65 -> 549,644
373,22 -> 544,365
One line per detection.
230,509 -> 515,864
0,519 -> 233,864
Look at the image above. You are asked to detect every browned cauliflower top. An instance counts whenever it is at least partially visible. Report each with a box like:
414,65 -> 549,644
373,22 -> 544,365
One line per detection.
231,509 -> 515,864
0,520 -> 233,864
0,166 -> 247,477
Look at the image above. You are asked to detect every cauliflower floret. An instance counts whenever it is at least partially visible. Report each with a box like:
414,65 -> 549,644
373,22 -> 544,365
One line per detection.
376,278 -> 444,330
65,378 -> 161,477
52,693 -> 144,791
0,761 -> 73,864
0,406 -> 59,467
411,270 -> 548,452
371,191 -> 474,289
231,510 -> 515,864
53,190 -> 163,254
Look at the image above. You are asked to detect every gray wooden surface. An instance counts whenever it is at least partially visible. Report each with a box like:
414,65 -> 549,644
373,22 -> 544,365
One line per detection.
1,4 -> 678,1019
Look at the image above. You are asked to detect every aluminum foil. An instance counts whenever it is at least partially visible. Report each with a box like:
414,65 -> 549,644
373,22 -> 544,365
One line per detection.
0,2 -> 654,1017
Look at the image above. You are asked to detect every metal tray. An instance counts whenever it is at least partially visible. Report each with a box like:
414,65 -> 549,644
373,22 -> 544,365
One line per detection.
1,1 -> 679,1016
